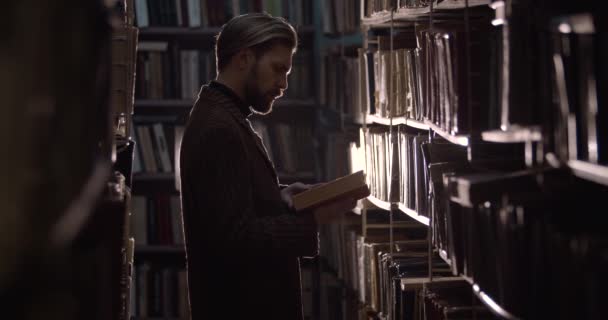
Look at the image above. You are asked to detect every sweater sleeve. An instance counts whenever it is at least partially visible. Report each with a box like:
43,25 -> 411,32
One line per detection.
193,126 -> 318,257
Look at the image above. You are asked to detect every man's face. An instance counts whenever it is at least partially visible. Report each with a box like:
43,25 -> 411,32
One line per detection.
244,45 -> 293,115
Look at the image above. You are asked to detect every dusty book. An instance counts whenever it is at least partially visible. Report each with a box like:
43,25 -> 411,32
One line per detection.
292,170 -> 370,211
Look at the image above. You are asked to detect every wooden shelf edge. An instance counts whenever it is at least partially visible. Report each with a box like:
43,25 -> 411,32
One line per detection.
568,160 -> 608,187
472,283 -> 522,320
401,276 -> 463,291
424,120 -> 469,146
434,0 -> 491,10
363,0 -> 490,25
366,195 -> 393,211
397,203 -> 430,226
438,248 -> 452,266
361,12 -> 392,26
365,115 -> 430,130
481,126 -> 542,143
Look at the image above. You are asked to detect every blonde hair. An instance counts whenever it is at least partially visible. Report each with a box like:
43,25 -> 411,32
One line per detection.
215,13 -> 298,72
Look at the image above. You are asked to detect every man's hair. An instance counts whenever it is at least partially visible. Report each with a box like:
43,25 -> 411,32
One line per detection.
215,13 -> 298,72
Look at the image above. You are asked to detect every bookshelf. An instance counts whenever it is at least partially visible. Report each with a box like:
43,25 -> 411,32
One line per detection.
319,1 -> 608,320
130,2 -> 332,319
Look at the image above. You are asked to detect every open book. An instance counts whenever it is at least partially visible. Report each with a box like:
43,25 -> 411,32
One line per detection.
292,170 -> 370,211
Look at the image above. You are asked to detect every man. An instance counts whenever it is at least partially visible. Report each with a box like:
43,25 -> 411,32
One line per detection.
179,13 -> 356,319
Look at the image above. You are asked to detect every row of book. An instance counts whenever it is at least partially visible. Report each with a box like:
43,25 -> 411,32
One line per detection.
437,168 -> 608,319
319,212 -> 426,311
250,120 -> 317,177
133,123 -> 180,174
321,0 -> 360,34
318,211 -> 504,319
551,13 -> 608,165
136,42 -> 215,100
356,23 -> 494,134
396,128 -> 430,216
319,51 -> 363,120
135,42 -> 313,101
135,0 -> 312,28
131,194 -> 184,245
364,127 -> 393,202
132,264 -> 189,318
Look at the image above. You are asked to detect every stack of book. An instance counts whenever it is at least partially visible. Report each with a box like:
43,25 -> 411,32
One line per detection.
132,123 -> 178,174
321,0 -> 360,34
135,41 -> 215,100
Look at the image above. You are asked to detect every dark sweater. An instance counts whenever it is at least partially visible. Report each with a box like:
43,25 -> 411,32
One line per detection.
179,82 -> 318,319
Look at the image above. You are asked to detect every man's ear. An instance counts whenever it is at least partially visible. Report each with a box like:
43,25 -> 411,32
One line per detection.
235,48 -> 255,70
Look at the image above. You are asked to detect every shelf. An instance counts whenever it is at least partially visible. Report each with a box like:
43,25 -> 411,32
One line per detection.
481,125 -> 542,143
366,115 -> 429,130
361,11 -> 392,26
438,248 -> 452,266
424,120 -> 469,146
362,1 -> 491,25
396,203 -> 430,226
472,283 -> 522,320
434,0 -> 491,10
405,118 -> 430,130
568,160 -> 608,187
366,195 -> 393,211
135,245 -> 185,254
400,276 -> 463,291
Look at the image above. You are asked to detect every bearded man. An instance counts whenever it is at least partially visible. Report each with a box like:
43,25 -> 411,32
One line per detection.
179,13 -> 355,319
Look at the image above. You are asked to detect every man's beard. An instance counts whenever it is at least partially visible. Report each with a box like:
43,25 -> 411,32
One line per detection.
244,64 -> 280,115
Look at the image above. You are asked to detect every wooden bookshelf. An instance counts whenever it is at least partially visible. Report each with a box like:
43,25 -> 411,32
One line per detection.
424,120 -> 470,146
568,160 -> 608,187
397,203 -> 430,226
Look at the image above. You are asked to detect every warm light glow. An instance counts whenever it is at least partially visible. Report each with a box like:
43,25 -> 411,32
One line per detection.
492,18 -> 505,26
558,23 -> 572,34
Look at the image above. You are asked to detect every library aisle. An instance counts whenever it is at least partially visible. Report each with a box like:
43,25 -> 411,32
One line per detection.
1,1 -> 607,320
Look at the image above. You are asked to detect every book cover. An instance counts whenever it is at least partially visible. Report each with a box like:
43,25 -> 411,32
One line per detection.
292,170 -> 370,211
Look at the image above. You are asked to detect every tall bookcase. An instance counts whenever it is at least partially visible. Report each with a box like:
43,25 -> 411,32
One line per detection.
318,0 -> 608,320
1,1 -> 138,320
129,1 -> 324,319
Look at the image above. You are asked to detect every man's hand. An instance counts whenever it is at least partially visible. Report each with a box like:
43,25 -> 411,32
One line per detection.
280,182 -> 316,209
312,197 -> 358,224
